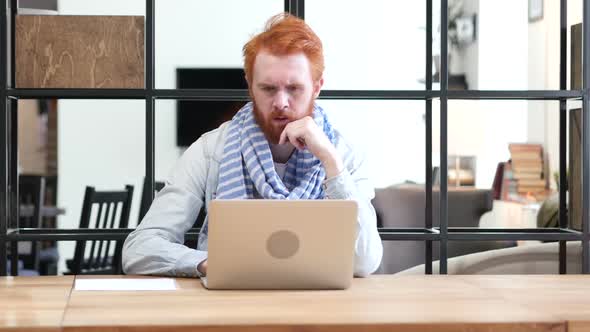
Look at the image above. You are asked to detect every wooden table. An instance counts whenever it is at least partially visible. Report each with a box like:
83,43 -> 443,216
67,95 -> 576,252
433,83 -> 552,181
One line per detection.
0,276 -> 74,332
1,275 -> 590,332
460,275 -> 590,332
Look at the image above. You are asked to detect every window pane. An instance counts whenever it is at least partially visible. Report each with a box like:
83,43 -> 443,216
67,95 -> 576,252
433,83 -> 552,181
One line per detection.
307,0 -> 428,90
441,0 -> 580,90
445,100 -> 562,235
56,99 -> 145,273
316,100 -> 426,187
155,0 -> 283,89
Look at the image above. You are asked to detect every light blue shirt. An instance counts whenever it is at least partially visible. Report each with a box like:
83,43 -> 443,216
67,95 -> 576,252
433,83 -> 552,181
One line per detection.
122,121 -> 383,277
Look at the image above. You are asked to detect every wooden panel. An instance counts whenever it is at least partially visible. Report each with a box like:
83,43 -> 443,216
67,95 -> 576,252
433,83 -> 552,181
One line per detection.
0,276 -> 74,331
46,99 -> 58,175
570,107 -> 582,231
571,23 -> 582,90
16,15 -> 144,88
569,23 -> 582,231
61,275 -> 564,332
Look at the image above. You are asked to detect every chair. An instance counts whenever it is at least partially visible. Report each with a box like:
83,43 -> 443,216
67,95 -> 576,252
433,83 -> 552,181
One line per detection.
137,177 -> 165,225
65,185 -> 134,275
9,175 -> 45,276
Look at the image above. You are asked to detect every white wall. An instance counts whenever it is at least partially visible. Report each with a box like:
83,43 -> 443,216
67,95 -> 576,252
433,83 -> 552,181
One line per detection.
527,0 -> 583,189
473,0 -> 530,188
460,0 -> 479,90
434,0 -> 529,189
306,0 -> 428,187
307,0 -> 426,91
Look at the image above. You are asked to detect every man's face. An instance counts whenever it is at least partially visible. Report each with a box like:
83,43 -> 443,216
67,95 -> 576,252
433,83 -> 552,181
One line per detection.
249,50 -> 323,144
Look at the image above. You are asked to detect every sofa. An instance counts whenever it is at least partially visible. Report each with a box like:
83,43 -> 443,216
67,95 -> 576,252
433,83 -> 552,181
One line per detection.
397,241 -> 582,274
372,183 -> 516,274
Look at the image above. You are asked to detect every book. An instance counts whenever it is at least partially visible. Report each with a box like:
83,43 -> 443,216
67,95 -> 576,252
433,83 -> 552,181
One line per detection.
509,143 -> 543,161
517,178 -> 546,187
512,171 -> 543,180
501,143 -> 549,202
512,159 -> 544,166
509,142 -> 545,182
513,166 -> 543,172
508,143 -> 543,152
511,153 -> 542,161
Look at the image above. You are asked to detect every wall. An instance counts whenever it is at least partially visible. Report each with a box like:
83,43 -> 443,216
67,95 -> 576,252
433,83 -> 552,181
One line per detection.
306,0 -> 428,187
435,0 -> 529,189
460,0 -> 479,90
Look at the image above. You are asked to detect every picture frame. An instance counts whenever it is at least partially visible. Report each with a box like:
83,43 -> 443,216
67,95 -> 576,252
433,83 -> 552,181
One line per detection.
528,0 -> 543,22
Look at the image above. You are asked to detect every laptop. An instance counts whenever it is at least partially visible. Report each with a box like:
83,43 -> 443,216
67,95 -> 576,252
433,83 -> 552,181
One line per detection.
201,199 -> 358,290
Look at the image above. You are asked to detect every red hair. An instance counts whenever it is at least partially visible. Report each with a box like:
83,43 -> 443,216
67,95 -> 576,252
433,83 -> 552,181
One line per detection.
243,13 -> 324,84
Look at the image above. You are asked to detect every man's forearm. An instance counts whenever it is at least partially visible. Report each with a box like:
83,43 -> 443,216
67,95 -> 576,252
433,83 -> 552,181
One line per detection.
320,146 -> 344,179
123,227 -> 208,278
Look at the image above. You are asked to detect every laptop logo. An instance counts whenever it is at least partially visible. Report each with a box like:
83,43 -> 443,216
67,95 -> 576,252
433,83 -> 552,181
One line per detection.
266,230 -> 299,259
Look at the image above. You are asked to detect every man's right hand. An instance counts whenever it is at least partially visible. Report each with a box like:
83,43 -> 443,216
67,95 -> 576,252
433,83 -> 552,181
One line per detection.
197,259 -> 208,276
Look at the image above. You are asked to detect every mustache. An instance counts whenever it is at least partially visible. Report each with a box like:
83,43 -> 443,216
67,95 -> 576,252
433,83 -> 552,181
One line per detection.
270,110 -> 293,120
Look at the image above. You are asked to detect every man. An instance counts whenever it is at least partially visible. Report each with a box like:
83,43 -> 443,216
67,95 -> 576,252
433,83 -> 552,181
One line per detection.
122,13 -> 383,278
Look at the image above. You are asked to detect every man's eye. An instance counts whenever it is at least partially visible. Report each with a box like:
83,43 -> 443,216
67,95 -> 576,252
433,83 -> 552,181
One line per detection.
287,86 -> 299,92
262,87 -> 275,92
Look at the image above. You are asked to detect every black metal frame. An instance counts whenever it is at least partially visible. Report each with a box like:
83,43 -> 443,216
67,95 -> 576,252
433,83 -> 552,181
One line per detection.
1,0 -> 589,276
559,0 -> 569,274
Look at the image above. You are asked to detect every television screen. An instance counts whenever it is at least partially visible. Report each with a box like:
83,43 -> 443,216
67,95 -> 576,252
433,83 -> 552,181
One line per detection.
176,68 -> 248,147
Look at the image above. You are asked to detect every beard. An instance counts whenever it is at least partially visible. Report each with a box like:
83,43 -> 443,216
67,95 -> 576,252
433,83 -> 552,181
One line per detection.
252,99 -> 315,144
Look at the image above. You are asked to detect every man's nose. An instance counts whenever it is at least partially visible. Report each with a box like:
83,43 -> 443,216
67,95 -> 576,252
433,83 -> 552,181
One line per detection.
272,90 -> 289,110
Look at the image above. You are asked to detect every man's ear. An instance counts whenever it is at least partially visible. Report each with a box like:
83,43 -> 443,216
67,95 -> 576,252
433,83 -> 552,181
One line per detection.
313,77 -> 324,99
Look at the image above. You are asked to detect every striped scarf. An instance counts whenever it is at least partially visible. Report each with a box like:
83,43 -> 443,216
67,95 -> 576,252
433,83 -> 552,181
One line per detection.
197,102 -> 336,250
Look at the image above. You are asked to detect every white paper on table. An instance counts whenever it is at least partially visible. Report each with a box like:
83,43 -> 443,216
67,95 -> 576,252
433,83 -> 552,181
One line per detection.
74,278 -> 177,291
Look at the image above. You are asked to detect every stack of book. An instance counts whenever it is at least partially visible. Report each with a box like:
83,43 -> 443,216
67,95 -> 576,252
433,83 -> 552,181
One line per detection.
508,143 -> 546,195
493,143 -> 549,203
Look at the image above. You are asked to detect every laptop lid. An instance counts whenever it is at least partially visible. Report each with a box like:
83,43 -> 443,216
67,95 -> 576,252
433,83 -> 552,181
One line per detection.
204,199 -> 357,290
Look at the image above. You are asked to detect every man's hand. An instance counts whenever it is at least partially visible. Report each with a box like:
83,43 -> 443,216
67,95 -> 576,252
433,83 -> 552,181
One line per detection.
278,116 -> 343,179
197,259 -> 207,276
